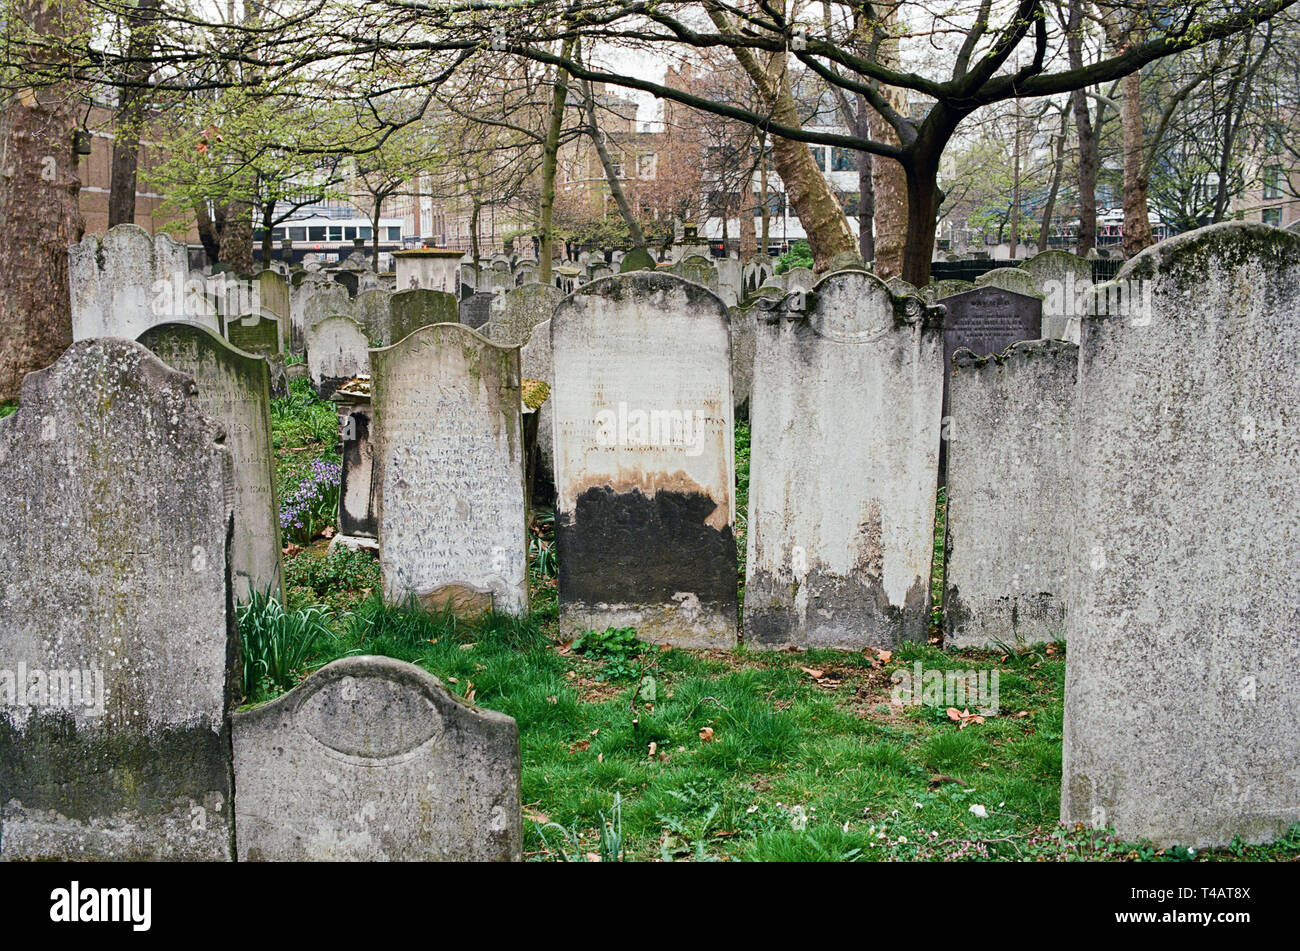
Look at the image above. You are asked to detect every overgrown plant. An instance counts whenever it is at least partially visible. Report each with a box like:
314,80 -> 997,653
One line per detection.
238,591 -> 336,701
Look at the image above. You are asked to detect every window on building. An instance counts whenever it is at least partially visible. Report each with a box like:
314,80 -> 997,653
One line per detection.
359,226 -> 372,239
289,227 -> 306,242
309,226 -> 326,241
638,153 -> 657,179
328,226 -> 343,241
387,226 -> 401,241
1264,165 -> 1285,199
344,226 -> 356,240
271,228 -> 285,241
831,147 -> 859,171
752,192 -> 784,216
1263,207 -> 1282,227
810,147 -> 826,171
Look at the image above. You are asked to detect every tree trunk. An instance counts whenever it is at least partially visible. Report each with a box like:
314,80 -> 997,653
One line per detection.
1068,0 -> 1098,254
740,193 -> 756,257
538,38 -> 575,285
900,143 -> 946,287
469,200 -> 481,284
581,78 -> 646,248
1120,69 -> 1154,255
194,200 -> 221,264
759,138 -> 770,256
260,201 -> 275,267
858,122 -> 875,262
1039,109 -> 1068,251
107,0 -> 162,228
0,2 -> 85,400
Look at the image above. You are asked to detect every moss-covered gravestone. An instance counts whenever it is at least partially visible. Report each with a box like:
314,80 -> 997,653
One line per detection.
0,339 -> 236,860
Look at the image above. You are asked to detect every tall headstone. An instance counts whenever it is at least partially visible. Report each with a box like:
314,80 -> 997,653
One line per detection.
352,288 -> 396,345
744,273 -> 944,649
141,322 -> 284,601
0,339 -> 236,860
225,313 -> 281,357
618,247 -> 656,273
1020,250 -> 1092,344
944,340 -> 1076,648
305,315 -> 369,399
371,324 -> 527,615
552,273 -> 737,647
302,284 -> 355,340
68,225 -> 189,340
489,283 -> 562,348
674,254 -> 720,292
233,655 -> 521,861
459,291 -> 494,330
1061,223 -> 1300,847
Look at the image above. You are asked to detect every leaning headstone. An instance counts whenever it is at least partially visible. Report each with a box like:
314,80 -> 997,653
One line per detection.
943,340 -> 1076,648
552,273 -> 737,647
1020,250 -> 1092,344
306,316 -> 369,399
233,655 -> 521,861
619,247 -> 657,273
140,322 -> 284,601
0,339 -> 236,860
489,283 -> 562,348
225,313 -> 281,356
390,288 -> 458,344
459,291 -> 495,330
744,273 -> 944,649
1061,223 -> 1300,848
68,224 -> 189,340
371,324 -> 527,615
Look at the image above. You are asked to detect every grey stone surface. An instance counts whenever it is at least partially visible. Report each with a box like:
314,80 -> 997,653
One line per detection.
390,289 -> 458,343
745,273 -> 944,649
488,283 -> 562,348
673,254 -> 720,292
919,279 -> 974,304
459,292 -> 494,330
783,267 -> 815,292
520,318 -> 554,503
0,339 -> 236,861
140,322 -> 284,602
233,655 -> 520,861
1019,250 -> 1092,344
943,340 -> 1076,649
337,401 -> 377,538
728,304 -> 757,416
352,288 -> 395,345
225,313 -> 281,356
302,283 -> 354,341
69,225 -> 190,340
371,324 -> 527,616
306,315 -> 369,399
552,273 -> 737,648
974,267 -> 1042,298
1061,223 -> 1300,847
255,270 -> 291,352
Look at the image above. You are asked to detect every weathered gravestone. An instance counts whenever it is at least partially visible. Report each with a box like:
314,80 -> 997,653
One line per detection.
728,303 -> 758,417
390,288 -> 458,344
255,272 -> 289,350
552,273 -> 737,647
919,279 -> 974,304
225,313 -> 281,357
0,339 -> 236,860
1061,223 -> 1300,848
459,291 -> 495,330
489,283 -> 562,348
352,288 -> 395,345
744,273 -> 944,649
140,322 -> 284,601
974,266 -> 1041,298
674,254 -> 720,292
393,248 -> 463,293
1020,250 -> 1092,345
305,315 -> 369,399
302,283 -> 355,340
332,269 -> 360,298
943,340 -> 1076,649
68,224 -> 189,340
371,324 -> 527,616
783,267 -> 815,292
335,388 -> 378,540
233,655 -> 521,861
619,247 -> 657,273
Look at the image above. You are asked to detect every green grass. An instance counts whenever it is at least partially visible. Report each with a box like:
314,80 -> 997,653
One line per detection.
264,384 -> 1300,862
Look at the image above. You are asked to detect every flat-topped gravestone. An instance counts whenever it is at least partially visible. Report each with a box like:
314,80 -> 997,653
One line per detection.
745,273 -> 944,649
371,324 -> 527,615
1062,223 -> 1300,848
233,655 -> 521,861
306,315 -> 369,399
393,247 -> 462,293
226,313 -> 281,356
390,288 -> 458,344
489,283 -> 562,348
140,322 -> 284,601
0,339 -> 236,861
552,273 -> 737,648
256,270 -> 290,349
944,340 -> 1076,648
69,224 -> 189,340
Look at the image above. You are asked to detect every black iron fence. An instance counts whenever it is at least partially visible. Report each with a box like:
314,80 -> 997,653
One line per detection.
930,258 -> 1124,284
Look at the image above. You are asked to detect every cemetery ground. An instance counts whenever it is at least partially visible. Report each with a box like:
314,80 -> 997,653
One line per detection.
251,372 -> 1300,863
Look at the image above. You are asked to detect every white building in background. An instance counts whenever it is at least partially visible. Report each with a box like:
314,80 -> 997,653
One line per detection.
699,125 -> 861,253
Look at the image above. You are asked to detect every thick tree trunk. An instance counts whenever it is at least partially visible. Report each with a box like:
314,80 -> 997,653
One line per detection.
858,136 -> 875,263
469,199 -> 481,283
218,198 -> 254,272
1120,69 -> 1154,255
900,144 -> 945,287
1068,0 -> 1098,254
107,0 -> 162,228
1039,110 -> 1068,251
260,202 -> 275,267
194,200 -> 221,264
0,4 -> 85,399
538,39 -> 574,284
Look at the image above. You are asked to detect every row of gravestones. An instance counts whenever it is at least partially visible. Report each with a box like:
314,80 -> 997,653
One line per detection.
22,221 -> 1300,851
0,335 -> 521,861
